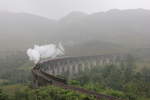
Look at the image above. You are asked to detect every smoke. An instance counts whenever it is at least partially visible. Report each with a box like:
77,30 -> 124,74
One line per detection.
26,43 -> 64,63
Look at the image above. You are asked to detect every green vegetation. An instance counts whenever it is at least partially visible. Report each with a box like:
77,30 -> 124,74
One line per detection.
0,89 -> 9,100
0,51 -> 32,85
0,53 -> 150,100
70,55 -> 150,100
0,85 -> 97,100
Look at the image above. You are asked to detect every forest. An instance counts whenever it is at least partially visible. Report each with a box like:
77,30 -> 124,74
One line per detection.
0,54 -> 150,100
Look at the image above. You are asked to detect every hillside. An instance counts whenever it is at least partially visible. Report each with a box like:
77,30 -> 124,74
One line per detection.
0,12 -> 57,50
57,9 -> 150,48
0,9 -> 150,51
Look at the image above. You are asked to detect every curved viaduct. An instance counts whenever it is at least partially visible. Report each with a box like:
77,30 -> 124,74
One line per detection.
37,54 -> 126,76
32,54 -> 127,100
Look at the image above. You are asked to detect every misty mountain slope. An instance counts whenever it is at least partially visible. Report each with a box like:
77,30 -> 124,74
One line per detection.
0,12 -> 57,50
63,40 -> 126,56
59,11 -> 88,24
57,9 -> 150,47
0,9 -> 150,51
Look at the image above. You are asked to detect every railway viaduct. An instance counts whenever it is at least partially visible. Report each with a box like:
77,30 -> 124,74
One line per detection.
32,54 -> 127,100
36,54 -> 126,76
33,54 -> 127,86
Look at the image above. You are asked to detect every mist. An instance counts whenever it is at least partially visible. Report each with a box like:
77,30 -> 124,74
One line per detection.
0,1 -> 150,100
0,0 -> 150,19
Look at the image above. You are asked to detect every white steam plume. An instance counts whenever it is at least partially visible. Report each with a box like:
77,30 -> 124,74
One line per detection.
26,43 -> 64,63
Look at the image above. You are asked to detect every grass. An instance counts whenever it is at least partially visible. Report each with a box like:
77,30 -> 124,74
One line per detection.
135,61 -> 150,71
0,79 -> 9,84
1,84 -> 28,96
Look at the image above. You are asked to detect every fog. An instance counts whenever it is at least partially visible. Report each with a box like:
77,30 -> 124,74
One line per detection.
0,1 -> 150,99
0,1 -> 150,56
0,0 -> 150,19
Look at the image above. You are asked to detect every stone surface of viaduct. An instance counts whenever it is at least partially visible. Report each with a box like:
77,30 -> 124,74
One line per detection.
35,54 -> 126,77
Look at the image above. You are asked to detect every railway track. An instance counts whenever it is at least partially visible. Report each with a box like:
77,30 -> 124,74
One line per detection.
32,67 -> 124,100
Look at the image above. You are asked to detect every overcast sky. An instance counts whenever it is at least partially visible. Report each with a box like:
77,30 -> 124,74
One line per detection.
0,0 -> 150,19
